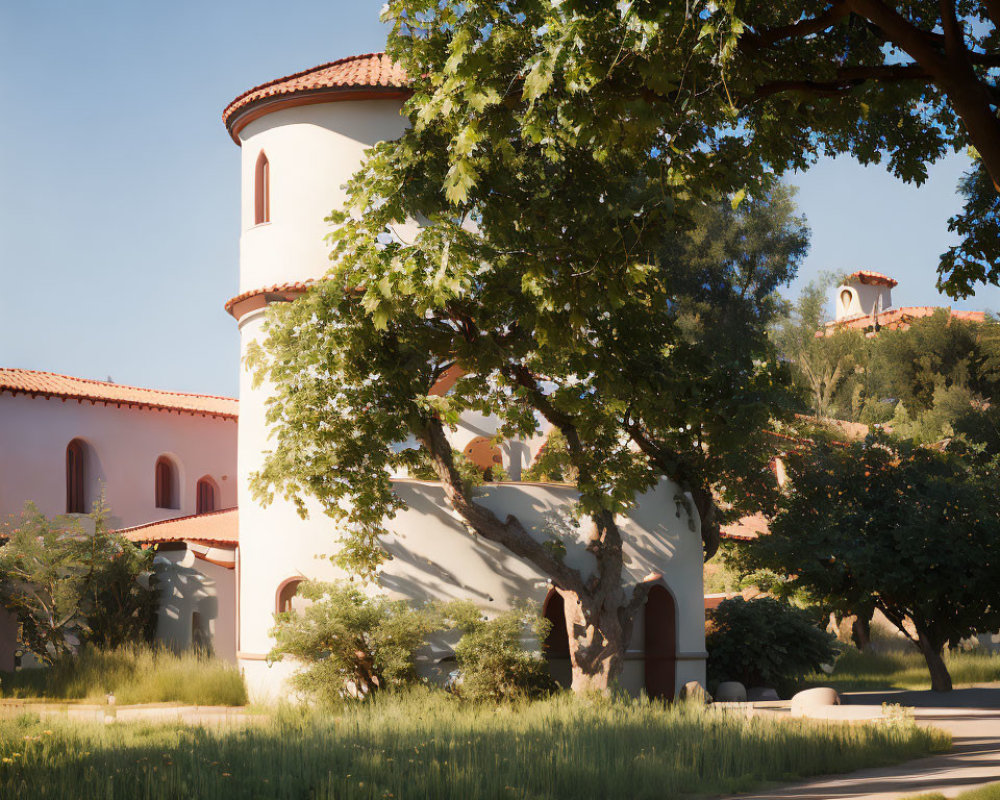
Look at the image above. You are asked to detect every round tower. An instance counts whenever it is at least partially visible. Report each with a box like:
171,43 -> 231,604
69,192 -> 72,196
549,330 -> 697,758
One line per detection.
223,54 -> 410,694
835,270 -> 897,322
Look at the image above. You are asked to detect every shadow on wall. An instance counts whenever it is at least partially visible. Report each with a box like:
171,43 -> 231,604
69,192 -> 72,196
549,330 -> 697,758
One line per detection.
152,552 -> 222,657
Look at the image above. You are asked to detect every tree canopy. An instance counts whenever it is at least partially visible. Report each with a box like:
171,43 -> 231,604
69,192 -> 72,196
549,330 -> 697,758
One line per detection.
731,437 -> 1000,691
249,8 -> 811,690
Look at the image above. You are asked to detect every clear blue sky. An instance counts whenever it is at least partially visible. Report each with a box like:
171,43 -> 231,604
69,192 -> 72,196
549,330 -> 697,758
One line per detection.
1,2 -> 995,398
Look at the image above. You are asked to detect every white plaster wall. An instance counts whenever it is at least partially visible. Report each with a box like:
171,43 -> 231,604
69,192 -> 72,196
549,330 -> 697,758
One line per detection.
153,548 -> 237,662
836,281 -> 892,321
0,393 -> 237,528
238,100 -> 408,292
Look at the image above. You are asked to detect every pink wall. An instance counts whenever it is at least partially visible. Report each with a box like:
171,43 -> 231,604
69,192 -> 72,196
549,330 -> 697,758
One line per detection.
0,393 -> 238,529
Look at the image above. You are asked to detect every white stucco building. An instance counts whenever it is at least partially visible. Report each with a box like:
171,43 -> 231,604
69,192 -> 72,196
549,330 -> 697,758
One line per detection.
0,52 -> 707,699
219,53 -> 707,699
0,369 -> 238,669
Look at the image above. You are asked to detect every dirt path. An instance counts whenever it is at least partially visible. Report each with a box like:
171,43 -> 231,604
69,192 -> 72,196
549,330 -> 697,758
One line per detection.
733,688 -> 1000,800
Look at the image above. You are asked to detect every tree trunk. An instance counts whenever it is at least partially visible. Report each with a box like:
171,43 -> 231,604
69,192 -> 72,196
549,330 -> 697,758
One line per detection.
557,588 -> 631,693
916,631 -> 953,692
851,616 -> 871,651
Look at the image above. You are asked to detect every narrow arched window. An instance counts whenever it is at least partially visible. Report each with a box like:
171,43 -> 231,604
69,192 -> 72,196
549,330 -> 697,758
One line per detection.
254,151 -> 270,224
66,439 -> 86,514
196,477 -> 217,515
276,578 -> 304,614
155,456 -> 178,509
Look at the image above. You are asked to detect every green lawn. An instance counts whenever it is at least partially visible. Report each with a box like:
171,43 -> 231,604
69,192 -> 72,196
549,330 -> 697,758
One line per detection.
0,645 -> 247,706
0,690 -> 949,799
902,782 -> 1000,800
801,647 -> 1000,693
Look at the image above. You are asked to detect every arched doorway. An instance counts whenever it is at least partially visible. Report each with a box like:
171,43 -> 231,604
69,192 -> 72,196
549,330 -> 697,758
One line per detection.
542,590 -> 572,688
644,585 -> 677,700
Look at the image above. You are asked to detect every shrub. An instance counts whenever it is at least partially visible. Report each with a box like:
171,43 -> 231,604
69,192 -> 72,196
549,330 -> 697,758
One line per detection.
268,581 -> 444,702
707,597 -> 837,693
448,602 -> 555,702
0,502 -> 157,663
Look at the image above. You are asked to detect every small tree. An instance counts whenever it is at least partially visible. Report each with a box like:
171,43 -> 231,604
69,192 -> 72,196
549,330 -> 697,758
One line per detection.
0,502 -> 157,663
268,581 -> 444,701
733,438 -> 1000,691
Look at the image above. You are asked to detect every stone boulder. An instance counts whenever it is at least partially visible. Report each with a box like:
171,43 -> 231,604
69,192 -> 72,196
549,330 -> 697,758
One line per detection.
790,687 -> 840,716
679,680 -> 712,704
715,681 -> 747,702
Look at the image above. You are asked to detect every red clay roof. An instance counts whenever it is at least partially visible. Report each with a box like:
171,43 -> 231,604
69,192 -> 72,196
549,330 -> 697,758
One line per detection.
224,280 -> 316,316
829,306 -> 986,332
121,508 -> 238,545
721,512 -> 769,541
223,53 -> 409,142
846,270 -> 898,288
0,369 -> 238,419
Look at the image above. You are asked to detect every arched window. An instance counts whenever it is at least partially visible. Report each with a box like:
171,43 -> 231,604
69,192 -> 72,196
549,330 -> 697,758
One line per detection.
254,151 -> 270,225
155,456 -> 178,509
66,439 -> 86,514
276,578 -> 304,614
196,477 -> 218,515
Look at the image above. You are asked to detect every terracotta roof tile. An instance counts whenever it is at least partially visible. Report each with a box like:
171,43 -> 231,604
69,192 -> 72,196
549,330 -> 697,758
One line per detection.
121,508 -> 238,545
830,306 -> 986,332
846,270 -> 898,288
224,281 -> 315,316
223,53 -> 409,140
0,368 -> 238,419
721,512 -> 769,541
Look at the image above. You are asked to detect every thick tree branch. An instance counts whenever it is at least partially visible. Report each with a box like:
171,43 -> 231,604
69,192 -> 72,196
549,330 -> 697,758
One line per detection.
745,3 -> 851,49
416,415 -> 587,595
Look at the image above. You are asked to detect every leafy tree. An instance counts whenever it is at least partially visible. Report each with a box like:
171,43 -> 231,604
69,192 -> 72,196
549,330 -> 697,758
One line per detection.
448,601 -> 555,702
940,160 -> 1000,297
732,438 -> 1000,691
774,277 -> 869,419
371,1 -> 999,293
0,503 -> 157,664
268,581 -> 445,701
706,597 -> 838,694
249,47 -> 807,692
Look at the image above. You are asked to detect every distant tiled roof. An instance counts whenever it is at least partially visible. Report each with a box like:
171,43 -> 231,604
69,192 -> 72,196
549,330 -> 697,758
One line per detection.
121,508 -> 238,545
0,369 -> 238,419
223,53 -> 409,142
721,512 -> 769,541
846,270 -> 898,288
829,306 -> 986,332
224,281 -> 315,317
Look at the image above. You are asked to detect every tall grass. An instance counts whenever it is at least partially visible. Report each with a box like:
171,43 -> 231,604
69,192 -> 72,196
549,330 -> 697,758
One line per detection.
0,645 -> 247,706
803,646 -> 1000,692
901,782 -> 1000,800
0,689 -> 948,799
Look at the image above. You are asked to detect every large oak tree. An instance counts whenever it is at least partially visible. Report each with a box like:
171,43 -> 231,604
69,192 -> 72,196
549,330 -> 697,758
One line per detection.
248,5 -> 810,687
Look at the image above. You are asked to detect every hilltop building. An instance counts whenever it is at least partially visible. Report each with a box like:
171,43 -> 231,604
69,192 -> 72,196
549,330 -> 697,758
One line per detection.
825,270 -> 984,334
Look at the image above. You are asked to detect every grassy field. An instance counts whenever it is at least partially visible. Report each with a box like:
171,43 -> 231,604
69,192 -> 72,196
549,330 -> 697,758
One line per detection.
802,647 -> 1000,692
0,646 -> 247,706
903,782 -> 1000,800
0,689 -> 948,799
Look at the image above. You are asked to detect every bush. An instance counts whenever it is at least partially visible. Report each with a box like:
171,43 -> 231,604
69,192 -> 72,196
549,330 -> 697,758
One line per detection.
269,581 -> 444,702
0,644 -> 247,705
0,502 -> 157,663
707,597 -> 837,694
448,602 -> 555,702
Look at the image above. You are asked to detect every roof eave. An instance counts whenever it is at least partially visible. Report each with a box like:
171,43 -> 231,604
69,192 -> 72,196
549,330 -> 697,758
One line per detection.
224,85 -> 413,145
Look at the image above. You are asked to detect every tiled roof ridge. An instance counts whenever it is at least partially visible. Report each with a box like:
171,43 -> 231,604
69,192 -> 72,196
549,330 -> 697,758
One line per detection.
0,368 -> 238,419
120,507 -> 237,535
222,52 -> 409,134
828,305 -> 985,327
845,269 -> 898,288
225,52 -> 388,112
